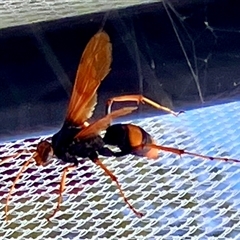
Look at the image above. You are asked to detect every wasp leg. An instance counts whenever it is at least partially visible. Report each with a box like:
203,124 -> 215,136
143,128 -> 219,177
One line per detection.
0,155 -> 16,165
145,144 -> 240,164
106,94 -> 184,117
5,156 -> 34,222
94,158 -> 143,217
47,164 -> 77,221
0,149 -> 32,165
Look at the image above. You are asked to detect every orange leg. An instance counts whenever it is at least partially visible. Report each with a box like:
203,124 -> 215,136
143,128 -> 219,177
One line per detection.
95,159 -> 143,217
146,144 -> 240,163
106,94 -> 184,117
0,155 -> 16,165
47,164 -> 77,221
5,156 -> 34,221
0,149 -> 31,166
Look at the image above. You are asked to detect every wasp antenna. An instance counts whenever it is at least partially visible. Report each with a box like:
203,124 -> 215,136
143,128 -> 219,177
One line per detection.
47,164 -> 77,221
146,144 -> 240,164
5,155 -> 34,222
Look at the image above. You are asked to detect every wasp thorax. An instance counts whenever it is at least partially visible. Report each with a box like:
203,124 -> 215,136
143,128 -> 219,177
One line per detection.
34,140 -> 53,166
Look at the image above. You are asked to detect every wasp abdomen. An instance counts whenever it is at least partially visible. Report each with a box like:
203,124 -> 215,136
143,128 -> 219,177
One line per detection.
104,124 -> 158,159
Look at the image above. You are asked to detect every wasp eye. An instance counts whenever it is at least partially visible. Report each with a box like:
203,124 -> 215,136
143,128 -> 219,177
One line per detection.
34,140 -> 53,166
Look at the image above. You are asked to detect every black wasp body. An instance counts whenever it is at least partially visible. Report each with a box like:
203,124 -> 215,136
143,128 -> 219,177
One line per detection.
52,122 -> 115,165
51,122 -> 157,166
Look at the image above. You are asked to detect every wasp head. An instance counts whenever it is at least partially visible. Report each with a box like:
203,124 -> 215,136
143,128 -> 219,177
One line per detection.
33,140 -> 53,166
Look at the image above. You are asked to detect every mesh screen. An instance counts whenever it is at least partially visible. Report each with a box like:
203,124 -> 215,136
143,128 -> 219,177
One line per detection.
1,100 -> 240,239
0,0 -> 158,29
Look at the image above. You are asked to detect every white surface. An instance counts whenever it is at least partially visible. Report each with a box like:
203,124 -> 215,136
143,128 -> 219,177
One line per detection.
1,101 -> 240,239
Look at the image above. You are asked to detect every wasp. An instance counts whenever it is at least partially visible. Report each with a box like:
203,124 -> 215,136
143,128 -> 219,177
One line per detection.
1,30 -> 183,221
2,31 -> 240,222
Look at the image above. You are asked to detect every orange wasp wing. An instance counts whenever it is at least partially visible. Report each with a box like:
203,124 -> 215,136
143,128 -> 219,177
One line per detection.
75,107 -> 138,139
66,31 -> 112,125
